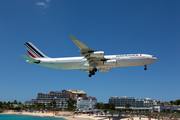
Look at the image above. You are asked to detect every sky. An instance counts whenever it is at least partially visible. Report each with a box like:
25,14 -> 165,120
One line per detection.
0,0 -> 180,103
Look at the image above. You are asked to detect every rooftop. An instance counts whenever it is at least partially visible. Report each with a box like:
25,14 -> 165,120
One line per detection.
69,89 -> 86,94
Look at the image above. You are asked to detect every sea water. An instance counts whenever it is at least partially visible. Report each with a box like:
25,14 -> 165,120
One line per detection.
0,114 -> 67,120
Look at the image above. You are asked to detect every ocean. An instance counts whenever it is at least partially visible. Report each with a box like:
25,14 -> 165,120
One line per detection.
0,114 -> 67,120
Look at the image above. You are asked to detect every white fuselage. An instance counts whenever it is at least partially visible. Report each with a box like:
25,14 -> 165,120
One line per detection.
26,54 -> 158,70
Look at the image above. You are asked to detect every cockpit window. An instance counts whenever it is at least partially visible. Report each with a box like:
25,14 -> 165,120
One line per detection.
152,56 -> 155,57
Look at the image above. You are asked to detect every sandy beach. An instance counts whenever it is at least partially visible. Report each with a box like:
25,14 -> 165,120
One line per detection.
2,111 -> 93,120
2,110 -> 158,120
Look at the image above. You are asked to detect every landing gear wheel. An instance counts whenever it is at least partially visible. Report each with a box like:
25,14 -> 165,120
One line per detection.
88,67 -> 97,77
89,74 -> 92,77
92,72 -> 95,75
144,65 -> 147,70
92,67 -> 97,72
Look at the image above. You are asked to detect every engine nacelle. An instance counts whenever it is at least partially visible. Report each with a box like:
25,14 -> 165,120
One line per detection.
99,68 -> 110,72
104,60 -> 117,65
90,51 -> 104,58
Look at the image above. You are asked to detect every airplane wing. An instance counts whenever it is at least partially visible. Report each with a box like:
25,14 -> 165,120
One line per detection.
70,34 -> 94,53
70,34 -> 107,67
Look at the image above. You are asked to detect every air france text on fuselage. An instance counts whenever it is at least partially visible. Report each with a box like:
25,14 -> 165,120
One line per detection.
116,54 -> 139,57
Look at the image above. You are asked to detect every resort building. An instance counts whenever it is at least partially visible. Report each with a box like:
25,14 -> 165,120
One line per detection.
69,89 -> 87,99
77,97 -> 97,111
109,96 -> 158,108
37,89 -> 87,99
143,98 -> 157,107
153,105 -> 180,112
24,89 -> 87,109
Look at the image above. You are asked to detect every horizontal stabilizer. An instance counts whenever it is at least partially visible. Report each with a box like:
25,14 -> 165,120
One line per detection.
21,55 -> 40,63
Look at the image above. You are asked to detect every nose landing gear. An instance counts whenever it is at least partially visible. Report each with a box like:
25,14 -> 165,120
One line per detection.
89,67 -> 97,77
144,65 -> 147,70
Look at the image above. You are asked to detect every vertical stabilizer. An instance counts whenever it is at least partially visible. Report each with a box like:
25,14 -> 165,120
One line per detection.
24,42 -> 48,58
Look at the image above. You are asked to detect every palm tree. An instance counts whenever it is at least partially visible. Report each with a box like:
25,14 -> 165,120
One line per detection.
52,101 -> 57,108
47,103 -> 52,108
22,104 -> 28,110
67,98 -> 76,111
169,101 -> 174,105
40,104 -> 46,110
96,103 -> 101,109
13,100 -> 18,104
18,102 -> 22,105
109,103 -> 115,110
61,102 -> 64,109
125,104 -> 131,108
99,103 -> 104,109
0,101 -> 2,108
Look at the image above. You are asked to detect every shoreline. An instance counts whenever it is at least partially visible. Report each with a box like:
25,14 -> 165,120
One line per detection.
1,111 -> 160,120
1,111 -> 101,120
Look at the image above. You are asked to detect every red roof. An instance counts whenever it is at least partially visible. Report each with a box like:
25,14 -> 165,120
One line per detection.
50,91 -> 55,93
62,89 -> 67,91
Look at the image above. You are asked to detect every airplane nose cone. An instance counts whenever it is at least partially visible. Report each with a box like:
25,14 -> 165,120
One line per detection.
154,57 -> 158,62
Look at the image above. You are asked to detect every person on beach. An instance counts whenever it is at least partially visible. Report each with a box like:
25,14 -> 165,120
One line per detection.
169,114 -> 172,120
118,113 -> 121,118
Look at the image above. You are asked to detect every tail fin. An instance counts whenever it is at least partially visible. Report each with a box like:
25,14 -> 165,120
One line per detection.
24,42 -> 48,58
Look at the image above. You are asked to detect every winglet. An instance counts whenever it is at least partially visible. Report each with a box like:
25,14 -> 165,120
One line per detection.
70,34 -> 78,40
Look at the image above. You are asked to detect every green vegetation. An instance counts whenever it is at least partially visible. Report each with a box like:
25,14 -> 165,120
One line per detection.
1,99 -> 180,113
0,100 -> 67,110
13,100 -> 17,104
66,98 -> 76,111
0,100 -> 22,110
51,101 -> 57,108
125,103 -> 131,108
22,99 -> 76,111
169,99 -> 180,105
96,103 -> 115,110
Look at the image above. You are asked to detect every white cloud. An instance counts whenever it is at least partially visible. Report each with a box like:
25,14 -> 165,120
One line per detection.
36,2 -> 47,6
36,1 -> 50,8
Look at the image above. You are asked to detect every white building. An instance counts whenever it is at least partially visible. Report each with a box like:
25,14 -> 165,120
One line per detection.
24,89 -> 87,109
143,98 -> 158,107
24,98 -> 69,109
77,97 -> 97,111
109,97 -> 158,107
154,105 -> 180,112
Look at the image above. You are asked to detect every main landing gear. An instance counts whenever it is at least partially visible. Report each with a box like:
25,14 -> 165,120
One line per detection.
144,65 -> 147,70
89,67 -> 97,77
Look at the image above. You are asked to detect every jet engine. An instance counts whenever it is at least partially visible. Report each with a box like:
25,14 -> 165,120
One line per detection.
90,51 -> 104,58
104,60 -> 117,65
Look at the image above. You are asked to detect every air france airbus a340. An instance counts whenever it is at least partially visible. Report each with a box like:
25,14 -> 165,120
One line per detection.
21,35 -> 158,77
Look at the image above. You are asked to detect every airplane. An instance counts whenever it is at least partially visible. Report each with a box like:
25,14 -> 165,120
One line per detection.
21,34 -> 158,77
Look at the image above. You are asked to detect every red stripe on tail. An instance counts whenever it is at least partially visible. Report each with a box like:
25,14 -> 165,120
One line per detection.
27,50 -> 36,58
